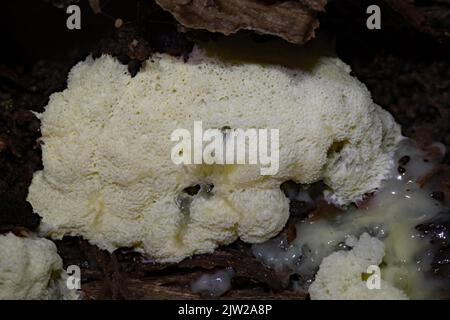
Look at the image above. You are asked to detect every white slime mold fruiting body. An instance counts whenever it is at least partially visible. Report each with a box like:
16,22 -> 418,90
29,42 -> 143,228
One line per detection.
0,233 -> 78,300
28,45 -> 401,263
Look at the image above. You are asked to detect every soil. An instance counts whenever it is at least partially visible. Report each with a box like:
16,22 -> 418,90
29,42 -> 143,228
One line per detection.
0,0 -> 449,299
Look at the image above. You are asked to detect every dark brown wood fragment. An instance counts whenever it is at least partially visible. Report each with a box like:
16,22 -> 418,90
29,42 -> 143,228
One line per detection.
154,0 -> 326,44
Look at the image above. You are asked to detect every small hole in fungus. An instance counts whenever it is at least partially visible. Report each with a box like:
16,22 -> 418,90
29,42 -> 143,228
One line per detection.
183,184 -> 201,196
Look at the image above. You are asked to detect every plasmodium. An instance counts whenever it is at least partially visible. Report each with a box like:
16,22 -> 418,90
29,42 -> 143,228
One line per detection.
28,44 -> 401,263
0,233 -> 77,300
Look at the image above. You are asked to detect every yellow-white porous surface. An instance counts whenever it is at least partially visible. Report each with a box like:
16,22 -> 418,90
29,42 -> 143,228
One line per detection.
28,46 -> 402,262
0,233 -> 77,300
309,233 -> 409,300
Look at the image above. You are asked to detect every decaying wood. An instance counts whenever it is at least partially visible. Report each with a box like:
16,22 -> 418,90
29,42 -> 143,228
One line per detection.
57,237 -> 304,300
153,0 -> 450,44
82,276 -> 307,300
154,0 -> 326,44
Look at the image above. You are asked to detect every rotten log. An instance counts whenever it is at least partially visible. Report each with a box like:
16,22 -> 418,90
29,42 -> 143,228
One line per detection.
154,0 -> 327,44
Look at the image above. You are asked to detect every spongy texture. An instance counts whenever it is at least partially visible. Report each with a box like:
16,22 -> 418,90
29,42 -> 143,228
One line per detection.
28,47 -> 401,262
0,233 -> 77,300
309,233 -> 409,300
